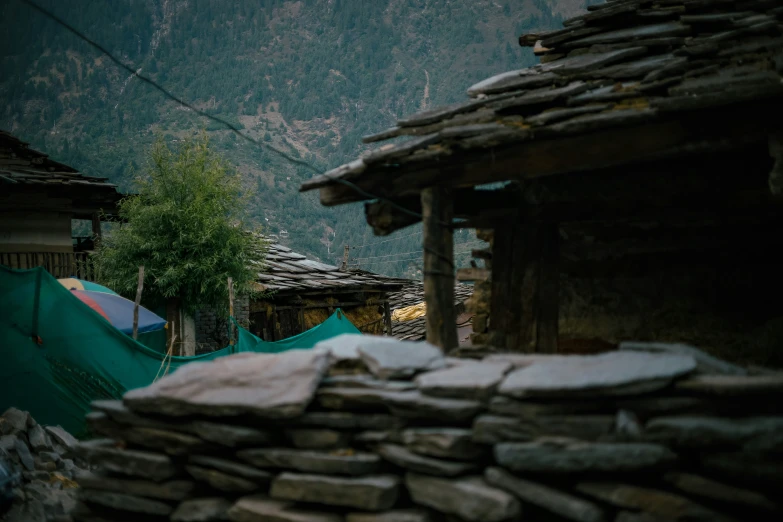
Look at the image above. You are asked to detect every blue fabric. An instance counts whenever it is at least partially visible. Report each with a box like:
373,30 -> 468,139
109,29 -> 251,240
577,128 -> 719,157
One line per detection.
74,289 -> 167,334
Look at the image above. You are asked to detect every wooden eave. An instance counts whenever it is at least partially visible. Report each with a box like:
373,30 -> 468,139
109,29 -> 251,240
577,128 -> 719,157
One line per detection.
300,0 -> 783,235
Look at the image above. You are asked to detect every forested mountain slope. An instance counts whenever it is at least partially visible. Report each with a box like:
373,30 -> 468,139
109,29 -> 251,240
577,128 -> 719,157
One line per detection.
0,0 -> 592,277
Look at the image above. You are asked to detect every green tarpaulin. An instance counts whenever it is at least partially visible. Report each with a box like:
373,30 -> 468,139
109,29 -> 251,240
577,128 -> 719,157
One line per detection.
0,265 -> 360,435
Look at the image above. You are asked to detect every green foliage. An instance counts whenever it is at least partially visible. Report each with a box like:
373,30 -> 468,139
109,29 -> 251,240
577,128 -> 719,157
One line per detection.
0,0 -> 576,278
93,134 -> 267,315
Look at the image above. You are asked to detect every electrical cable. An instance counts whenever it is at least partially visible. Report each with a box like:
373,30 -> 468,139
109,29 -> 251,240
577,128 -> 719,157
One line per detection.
17,0 -> 427,222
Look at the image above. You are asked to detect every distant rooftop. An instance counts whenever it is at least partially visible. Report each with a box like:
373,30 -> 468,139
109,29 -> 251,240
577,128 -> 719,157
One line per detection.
0,130 -> 126,218
254,241 -> 406,295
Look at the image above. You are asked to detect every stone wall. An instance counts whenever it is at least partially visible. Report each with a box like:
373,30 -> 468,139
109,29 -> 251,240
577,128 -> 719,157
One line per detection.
75,339 -> 783,521
194,295 -> 250,354
559,253 -> 783,368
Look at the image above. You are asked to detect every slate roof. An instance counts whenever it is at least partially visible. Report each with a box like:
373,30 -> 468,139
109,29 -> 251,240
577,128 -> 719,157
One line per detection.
391,311 -> 474,343
254,242 -> 406,295
387,281 -> 474,342
0,131 -> 125,216
300,0 -> 783,202
387,280 -> 474,311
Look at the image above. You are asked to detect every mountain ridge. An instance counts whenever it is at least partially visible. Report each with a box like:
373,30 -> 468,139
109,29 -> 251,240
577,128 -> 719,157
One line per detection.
0,0 -> 592,277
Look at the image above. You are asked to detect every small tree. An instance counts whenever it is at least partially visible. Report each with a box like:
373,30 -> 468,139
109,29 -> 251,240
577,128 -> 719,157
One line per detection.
94,134 -> 266,352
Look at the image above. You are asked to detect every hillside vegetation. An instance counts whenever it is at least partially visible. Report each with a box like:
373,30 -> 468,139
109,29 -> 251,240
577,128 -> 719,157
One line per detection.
0,0 -> 590,277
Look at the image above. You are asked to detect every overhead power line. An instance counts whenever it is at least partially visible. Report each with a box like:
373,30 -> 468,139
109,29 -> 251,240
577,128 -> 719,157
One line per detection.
352,230 -> 423,250
17,0 -> 427,222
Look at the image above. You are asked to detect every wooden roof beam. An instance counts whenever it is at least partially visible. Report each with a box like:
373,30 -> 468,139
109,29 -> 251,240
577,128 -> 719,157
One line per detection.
313,103 -> 779,208
364,187 -> 521,236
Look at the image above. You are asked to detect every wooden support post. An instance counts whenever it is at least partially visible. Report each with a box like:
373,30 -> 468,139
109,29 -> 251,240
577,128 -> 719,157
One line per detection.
91,212 -> 102,246
421,187 -> 457,351
228,277 -> 235,346
535,224 -> 560,353
166,297 -> 182,356
770,133 -> 783,196
341,245 -> 350,270
132,266 -> 145,340
383,300 -> 393,336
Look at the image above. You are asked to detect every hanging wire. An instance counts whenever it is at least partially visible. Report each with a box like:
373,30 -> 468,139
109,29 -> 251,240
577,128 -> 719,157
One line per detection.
17,0 -> 427,222
351,230 -> 423,250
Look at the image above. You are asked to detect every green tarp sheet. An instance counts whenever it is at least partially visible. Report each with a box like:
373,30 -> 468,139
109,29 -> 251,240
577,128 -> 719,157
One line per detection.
0,266 -> 360,435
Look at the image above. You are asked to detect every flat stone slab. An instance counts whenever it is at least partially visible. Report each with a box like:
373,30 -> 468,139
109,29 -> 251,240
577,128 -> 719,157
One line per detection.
498,352 -> 696,398
576,482 -> 734,522
44,425 -> 79,453
484,354 -> 572,368
619,342 -> 747,376
489,396 -> 612,417
28,423 -> 51,451
346,510 -> 432,522
663,472 -> 777,512
189,455 -> 273,483
323,375 -> 417,391
238,448 -> 382,476
285,428 -> 352,449
290,412 -> 405,430
80,489 -> 174,516
124,350 -> 329,419
91,399 -> 179,429
377,444 -> 477,477
485,467 -> 605,522
354,430 -> 404,445
645,416 -> 783,452
405,473 -> 521,522
473,414 -> 614,444
73,470 -> 195,501
87,411 -> 206,456
171,497 -> 232,522
415,361 -> 511,401
93,399 -> 276,447
315,334 -> 445,380
229,495 -> 343,522
13,437 -> 35,471
78,439 -> 179,481
271,472 -> 400,511
188,421 -> 276,448
185,465 -> 259,492
675,374 -> 783,396
2,407 -> 33,432
495,439 -> 677,474
401,428 -> 484,460
701,452 -> 783,485
317,388 -> 483,422
361,337 -> 446,380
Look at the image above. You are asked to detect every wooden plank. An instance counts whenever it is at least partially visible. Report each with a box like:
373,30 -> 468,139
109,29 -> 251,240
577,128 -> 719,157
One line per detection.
314,101 -> 782,208
365,187 -> 522,235
490,222 -> 519,340
228,277 -> 235,346
471,248 -> 492,260
421,187 -> 457,351
456,267 -> 490,282
132,266 -> 145,341
383,300 -> 393,336
91,212 -> 102,245
534,224 -> 560,354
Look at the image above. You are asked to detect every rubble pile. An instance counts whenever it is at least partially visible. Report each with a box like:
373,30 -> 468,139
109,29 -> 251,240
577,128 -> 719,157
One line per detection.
74,335 -> 782,521
1,408 -> 88,522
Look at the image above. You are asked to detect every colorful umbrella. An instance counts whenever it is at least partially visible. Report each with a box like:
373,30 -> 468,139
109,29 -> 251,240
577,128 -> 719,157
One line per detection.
58,278 -> 119,296
70,289 -> 166,334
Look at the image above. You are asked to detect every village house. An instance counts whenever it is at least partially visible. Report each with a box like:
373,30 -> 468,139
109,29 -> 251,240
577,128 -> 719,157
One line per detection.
301,1 -> 783,367
194,241 -> 406,352
0,130 -> 125,280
